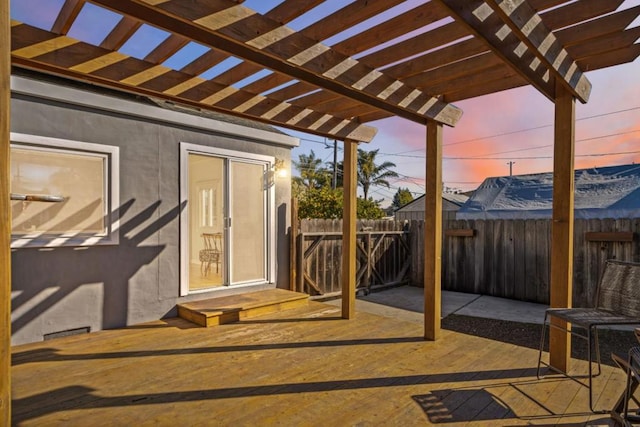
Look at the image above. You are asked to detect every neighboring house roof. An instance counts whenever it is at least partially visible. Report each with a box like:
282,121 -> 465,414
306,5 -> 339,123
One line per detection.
443,193 -> 470,206
396,193 -> 469,213
457,163 -> 640,220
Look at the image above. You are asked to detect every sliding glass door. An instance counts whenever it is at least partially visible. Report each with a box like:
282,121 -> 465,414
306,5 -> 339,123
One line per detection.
180,143 -> 274,294
230,161 -> 266,284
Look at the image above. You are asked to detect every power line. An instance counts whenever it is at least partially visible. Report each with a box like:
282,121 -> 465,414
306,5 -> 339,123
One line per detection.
376,129 -> 640,160
442,105 -> 640,148
294,106 -> 640,153
468,129 -> 640,159
447,148 -> 640,161
377,105 -> 640,157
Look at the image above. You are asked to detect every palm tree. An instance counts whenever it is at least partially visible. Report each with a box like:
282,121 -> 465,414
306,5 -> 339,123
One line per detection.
292,150 -> 330,190
356,148 -> 398,200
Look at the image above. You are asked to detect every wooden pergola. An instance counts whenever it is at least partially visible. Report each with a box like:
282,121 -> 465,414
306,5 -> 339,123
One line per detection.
2,0 -> 639,422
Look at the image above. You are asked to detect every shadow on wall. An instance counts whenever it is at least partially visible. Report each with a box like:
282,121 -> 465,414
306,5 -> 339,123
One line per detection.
10,199 -> 186,335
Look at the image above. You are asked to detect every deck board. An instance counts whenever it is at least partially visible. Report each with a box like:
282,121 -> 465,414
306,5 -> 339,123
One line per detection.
11,301 -> 626,426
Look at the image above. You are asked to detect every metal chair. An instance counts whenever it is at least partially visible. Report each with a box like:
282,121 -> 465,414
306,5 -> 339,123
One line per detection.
199,232 -> 222,276
537,259 -> 640,412
611,345 -> 640,426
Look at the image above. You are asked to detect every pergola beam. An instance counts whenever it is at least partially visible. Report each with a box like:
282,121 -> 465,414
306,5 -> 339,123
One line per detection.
439,0 -> 591,103
90,0 -> 462,127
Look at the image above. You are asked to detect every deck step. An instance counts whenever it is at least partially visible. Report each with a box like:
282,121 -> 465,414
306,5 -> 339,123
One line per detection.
177,289 -> 309,327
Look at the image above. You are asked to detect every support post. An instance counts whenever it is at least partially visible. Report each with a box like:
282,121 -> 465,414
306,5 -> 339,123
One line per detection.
549,82 -> 576,372
424,120 -> 443,340
341,139 -> 358,319
1,0 -> 11,422
290,197 -> 298,292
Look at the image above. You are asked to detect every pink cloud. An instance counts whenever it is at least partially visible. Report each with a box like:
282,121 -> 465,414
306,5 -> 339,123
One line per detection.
366,58 -> 640,194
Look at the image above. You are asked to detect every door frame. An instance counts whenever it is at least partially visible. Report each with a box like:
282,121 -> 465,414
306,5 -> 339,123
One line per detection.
179,142 -> 276,296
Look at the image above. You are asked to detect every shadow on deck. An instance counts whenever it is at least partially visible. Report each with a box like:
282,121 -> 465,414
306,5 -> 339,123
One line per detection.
11,301 -> 627,426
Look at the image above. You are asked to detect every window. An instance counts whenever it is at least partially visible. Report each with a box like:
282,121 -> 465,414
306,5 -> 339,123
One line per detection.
10,133 -> 119,248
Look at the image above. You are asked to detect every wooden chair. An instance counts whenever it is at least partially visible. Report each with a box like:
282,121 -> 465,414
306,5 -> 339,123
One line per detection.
199,233 -> 222,277
537,260 -> 640,413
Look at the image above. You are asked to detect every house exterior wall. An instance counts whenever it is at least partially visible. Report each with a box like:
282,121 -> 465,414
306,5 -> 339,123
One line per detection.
9,75 -> 297,345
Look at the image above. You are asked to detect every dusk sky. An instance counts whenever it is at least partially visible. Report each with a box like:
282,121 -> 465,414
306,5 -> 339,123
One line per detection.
11,0 -> 640,205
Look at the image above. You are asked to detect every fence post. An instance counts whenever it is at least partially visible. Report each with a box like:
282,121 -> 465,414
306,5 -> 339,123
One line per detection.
365,232 -> 372,290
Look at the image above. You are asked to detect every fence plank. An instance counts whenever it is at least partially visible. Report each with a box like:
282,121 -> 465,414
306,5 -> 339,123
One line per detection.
503,219 -> 515,299
473,219 -> 485,295
513,219 -> 526,300
572,218 -> 586,307
464,220 -> 476,294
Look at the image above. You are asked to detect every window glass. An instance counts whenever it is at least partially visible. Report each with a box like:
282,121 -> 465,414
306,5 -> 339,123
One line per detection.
10,133 -> 119,247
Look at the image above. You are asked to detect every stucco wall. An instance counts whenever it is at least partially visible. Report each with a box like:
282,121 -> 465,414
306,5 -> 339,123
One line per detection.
10,77 -> 295,345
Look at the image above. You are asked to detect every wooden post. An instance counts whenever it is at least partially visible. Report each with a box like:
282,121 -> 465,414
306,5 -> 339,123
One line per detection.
290,197 -> 298,291
1,0 -> 11,422
549,82 -> 575,372
341,139 -> 358,319
424,120 -> 443,340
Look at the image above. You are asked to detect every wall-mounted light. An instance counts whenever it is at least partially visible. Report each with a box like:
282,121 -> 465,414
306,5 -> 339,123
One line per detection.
265,158 -> 288,189
273,158 -> 288,178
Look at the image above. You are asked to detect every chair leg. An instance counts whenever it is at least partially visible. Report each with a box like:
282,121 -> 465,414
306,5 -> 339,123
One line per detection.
593,327 -> 602,377
624,355 -> 633,423
587,327 -> 607,413
588,327 -> 594,412
537,312 -> 549,379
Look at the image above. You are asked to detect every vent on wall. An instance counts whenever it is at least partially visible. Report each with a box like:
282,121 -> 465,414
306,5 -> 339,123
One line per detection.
44,327 -> 90,341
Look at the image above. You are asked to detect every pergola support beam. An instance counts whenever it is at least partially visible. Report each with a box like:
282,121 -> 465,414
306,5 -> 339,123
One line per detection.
439,0 -> 591,103
424,120 -> 443,340
549,81 -> 575,371
341,139 -> 358,319
1,0 -> 11,422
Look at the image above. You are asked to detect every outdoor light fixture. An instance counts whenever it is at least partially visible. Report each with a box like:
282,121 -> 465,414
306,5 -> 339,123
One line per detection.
265,158 -> 288,189
273,158 -> 288,178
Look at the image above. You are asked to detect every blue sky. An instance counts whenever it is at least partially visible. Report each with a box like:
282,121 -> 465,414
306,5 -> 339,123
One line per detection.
10,0 -> 640,206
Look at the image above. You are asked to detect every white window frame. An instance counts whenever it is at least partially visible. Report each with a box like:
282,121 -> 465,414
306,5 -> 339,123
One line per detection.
10,132 -> 120,248
179,142 -> 276,296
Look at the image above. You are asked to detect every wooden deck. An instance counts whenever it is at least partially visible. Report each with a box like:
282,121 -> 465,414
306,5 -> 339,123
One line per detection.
11,301 -> 628,426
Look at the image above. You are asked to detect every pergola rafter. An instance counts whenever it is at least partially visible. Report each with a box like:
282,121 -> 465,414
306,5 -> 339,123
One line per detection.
9,0 -> 638,131
89,0 -> 464,126
11,20 -> 378,142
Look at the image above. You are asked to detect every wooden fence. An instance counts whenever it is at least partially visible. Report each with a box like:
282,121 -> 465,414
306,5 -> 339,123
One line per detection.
295,217 -> 640,307
419,218 -> 640,307
294,219 -> 410,297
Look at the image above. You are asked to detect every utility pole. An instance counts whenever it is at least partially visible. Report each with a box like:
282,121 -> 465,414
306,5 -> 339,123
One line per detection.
332,139 -> 338,189
507,161 -> 515,176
